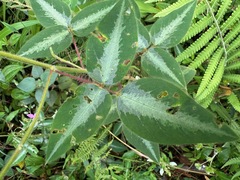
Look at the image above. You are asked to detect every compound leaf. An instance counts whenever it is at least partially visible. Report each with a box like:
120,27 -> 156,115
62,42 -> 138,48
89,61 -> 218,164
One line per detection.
86,0 -> 138,85
117,78 -> 237,144
46,84 -> 112,162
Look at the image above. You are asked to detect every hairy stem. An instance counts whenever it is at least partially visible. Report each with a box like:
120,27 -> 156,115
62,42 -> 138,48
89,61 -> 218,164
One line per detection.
0,51 -> 87,74
72,37 -> 85,68
50,47 -> 82,69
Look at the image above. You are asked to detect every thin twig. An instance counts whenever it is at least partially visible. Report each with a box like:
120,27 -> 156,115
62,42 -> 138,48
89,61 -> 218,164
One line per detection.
102,125 -> 151,160
72,36 -> 85,68
50,47 -> 82,69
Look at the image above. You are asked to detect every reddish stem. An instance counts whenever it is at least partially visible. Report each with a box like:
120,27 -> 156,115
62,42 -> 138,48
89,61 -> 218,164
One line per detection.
56,70 -> 91,84
72,37 -> 85,68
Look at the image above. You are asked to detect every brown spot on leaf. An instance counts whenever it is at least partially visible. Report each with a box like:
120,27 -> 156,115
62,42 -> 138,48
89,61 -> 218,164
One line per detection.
84,96 -> 92,103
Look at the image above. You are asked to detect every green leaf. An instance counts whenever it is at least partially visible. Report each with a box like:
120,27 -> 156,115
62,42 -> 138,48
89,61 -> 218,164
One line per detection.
46,90 -> 58,106
17,25 -> 72,58
11,89 -> 30,100
129,0 -> 141,19
71,0 -> 116,37
58,76 -> 73,90
40,69 -> 58,86
181,66 -> 196,84
123,125 -> 160,163
17,77 -> 36,93
31,66 -> 43,79
142,48 -> 186,88
0,20 -> 39,41
117,78 -> 237,144
86,0 -> 138,85
35,88 -> 49,103
2,64 -> 23,83
137,20 -> 150,52
150,0 -> 196,48
30,0 -> 71,28
135,0 -> 159,14
5,110 -> 20,122
104,96 -> 119,125
0,70 -> 5,82
46,84 -> 112,162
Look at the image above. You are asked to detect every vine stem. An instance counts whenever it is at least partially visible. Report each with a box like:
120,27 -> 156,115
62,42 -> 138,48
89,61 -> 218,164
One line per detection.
102,125 -> 151,160
0,51 -> 87,74
72,36 -> 84,68
204,0 -> 228,64
50,47 -> 82,69
0,68 -> 53,179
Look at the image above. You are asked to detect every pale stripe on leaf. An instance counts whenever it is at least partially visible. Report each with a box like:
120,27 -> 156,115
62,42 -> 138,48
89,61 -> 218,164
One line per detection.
18,26 -> 71,58
118,81 -> 234,137
47,85 -> 109,162
89,2 -> 126,85
71,4 -> 115,32
144,48 -> 183,86
31,0 -> 70,27
151,3 -> 194,46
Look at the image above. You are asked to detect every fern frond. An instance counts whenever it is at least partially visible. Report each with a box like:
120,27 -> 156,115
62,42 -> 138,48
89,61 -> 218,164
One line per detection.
196,49 -> 223,96
224,22 -> 240,43
195,60 -> 224,103
227,51 -> 240,63
227,92 -> 240,112
193,1 -> 207,18
222,157 -> 240,168
176,0 -> 240,108
216,0 -> 232,21
68,127 -> 110,164
225,60 -> 240,71
85,141 -> 112,175
227,35 -> 240,54
176,27 -> 217,62
231,171 -> 240,180
197,90 -> 216,108
221,5 -> 240,31
181,16 -> 213,42
223,74 -> 240,84
154,0 -> 195,17
189,38 -> 220,68
204,0 -> 228,63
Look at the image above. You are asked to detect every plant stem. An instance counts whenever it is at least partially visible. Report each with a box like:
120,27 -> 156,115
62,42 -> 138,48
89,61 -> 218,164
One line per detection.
72,36 -> 85,68
2,2 -> 6,22
0,51 -> 87,74
50,47 -> 82,69
204,0 -> 228,64
103,125 -> 150,160
0,69 -> 53,179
